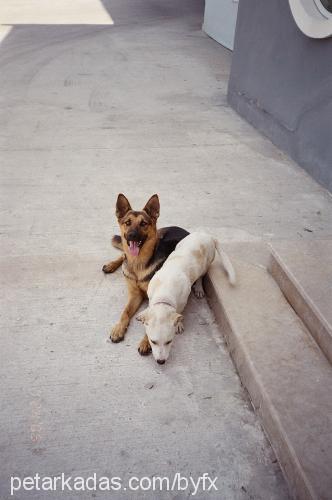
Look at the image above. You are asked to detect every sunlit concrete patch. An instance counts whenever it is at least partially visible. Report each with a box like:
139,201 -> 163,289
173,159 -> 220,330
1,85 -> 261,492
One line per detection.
0,24 -> 12,43
0,0 -> 113,25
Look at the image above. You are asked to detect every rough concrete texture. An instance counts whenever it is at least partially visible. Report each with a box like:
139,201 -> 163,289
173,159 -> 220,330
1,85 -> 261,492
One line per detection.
269,241 -> 332,365
1,0 -> 331,499
206,244 -> 332,500
207,243 -> 332,500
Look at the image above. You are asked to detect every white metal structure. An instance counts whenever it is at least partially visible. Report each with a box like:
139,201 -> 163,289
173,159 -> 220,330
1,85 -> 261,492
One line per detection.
203,0 -> 239,51
289,0 -> 332,38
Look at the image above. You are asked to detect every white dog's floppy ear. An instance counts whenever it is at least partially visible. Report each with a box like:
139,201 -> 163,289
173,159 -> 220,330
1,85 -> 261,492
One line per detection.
173,313 -> 183,326
136,308 -> 150,325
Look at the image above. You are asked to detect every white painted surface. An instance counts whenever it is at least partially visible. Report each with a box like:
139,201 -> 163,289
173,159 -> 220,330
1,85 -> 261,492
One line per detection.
203,0 -> 239,50
289,0 -> 332,38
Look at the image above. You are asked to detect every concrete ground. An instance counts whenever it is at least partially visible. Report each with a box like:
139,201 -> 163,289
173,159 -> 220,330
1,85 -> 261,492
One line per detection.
1,0 -> 331,499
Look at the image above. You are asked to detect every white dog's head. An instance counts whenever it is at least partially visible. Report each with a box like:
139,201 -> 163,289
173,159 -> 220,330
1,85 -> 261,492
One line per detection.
136,305 -> 183,364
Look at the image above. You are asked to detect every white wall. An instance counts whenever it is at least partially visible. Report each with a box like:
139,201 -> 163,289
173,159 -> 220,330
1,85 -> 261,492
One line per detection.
203,0 -> 239,50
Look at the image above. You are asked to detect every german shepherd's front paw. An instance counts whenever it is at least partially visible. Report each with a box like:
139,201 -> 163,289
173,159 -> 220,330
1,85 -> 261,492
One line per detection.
138,335 -> 152,356
103,261 -> 119,274
110,323 -> 126,343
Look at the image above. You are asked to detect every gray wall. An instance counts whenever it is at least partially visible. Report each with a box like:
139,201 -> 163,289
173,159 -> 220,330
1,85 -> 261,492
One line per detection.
228,0 -> 332,191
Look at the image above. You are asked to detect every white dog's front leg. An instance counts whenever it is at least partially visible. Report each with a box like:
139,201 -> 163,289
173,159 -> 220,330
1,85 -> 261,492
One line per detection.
192,277 -> 205,299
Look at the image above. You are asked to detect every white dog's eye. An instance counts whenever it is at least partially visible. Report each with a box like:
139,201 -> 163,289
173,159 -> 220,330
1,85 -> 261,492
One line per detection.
150,339 -> 157,345
165,340 -> 172,345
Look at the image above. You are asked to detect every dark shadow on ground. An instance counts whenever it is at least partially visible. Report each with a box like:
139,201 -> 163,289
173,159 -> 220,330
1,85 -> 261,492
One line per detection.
99,0 -> 205,27
0,0 -> 205,69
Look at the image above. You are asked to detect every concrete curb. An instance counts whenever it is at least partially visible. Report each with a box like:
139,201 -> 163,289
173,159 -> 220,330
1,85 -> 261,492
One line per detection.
205,252 -> 332,500
269,246 -> 332,366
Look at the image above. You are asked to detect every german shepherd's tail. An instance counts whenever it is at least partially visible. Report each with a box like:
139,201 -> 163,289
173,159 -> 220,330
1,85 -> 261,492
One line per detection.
112,235 -> 123,251
214,239 -> 236,286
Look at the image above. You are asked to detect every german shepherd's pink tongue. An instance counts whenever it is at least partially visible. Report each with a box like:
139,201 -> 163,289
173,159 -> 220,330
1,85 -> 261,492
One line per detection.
128,241 -> 140,257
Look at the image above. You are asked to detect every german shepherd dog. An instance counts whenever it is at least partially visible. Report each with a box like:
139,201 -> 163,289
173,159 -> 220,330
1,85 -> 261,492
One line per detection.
102,193 -> 189,355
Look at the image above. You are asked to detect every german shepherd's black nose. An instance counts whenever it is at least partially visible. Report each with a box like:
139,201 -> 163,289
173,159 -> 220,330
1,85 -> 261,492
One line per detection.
127,229 -> 140,241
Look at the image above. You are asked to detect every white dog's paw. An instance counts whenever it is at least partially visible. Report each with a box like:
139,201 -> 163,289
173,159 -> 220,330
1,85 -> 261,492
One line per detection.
194,288 -> 205,299
176,321 -> 184,334
192,278 -> 205,299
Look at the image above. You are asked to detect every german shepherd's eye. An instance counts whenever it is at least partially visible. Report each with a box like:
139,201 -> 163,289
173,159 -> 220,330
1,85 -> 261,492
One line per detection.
140,220 -> 147,227
125,220 -> 131,226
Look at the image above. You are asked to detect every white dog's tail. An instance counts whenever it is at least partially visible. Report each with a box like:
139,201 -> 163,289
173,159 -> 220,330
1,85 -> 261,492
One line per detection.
214,239 -> 236,286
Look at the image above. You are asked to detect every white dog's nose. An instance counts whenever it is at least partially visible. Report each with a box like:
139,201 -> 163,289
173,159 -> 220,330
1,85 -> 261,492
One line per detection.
157,359 -> 166,365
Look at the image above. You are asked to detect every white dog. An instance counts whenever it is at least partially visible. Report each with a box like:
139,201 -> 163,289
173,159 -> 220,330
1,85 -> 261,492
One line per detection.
136,232 -> 235,364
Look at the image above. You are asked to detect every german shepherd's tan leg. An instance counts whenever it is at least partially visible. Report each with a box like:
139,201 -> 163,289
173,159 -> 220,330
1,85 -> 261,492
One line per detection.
102,235 -> 124,273
138,334 -> 152,356
110,285 -> 144,342
102,254 -> 125,274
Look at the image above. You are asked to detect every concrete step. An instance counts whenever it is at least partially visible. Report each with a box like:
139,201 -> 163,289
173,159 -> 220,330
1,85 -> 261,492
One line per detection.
269,241 -> 332,365
206,243 -> 332,500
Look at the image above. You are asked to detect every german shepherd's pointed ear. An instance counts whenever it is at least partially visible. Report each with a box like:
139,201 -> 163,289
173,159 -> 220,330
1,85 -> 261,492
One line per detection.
116,194 -> 132,219
143,194 -> 160,220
